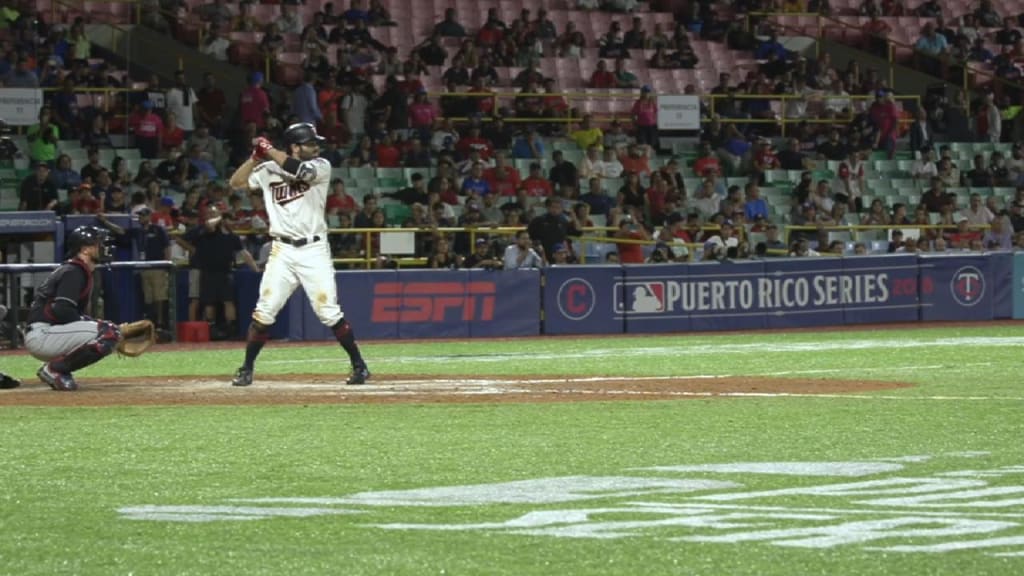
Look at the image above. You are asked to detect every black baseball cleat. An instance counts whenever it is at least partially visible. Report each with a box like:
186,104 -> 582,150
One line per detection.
0,373 -> 20,389
346,366 -> 371,386
232,367 -> 253,387
37,364 -> 77,391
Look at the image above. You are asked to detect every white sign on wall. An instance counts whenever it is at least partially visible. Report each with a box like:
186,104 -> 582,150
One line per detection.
656,95 -> 701,130
0,88 -> 45,126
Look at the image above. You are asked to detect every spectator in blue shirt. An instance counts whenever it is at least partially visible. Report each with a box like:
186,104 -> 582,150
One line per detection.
461,162 -> 492,196
512,130 -> 546,159
754,31 -> 791,61
580,177 -> 615,217
743,182 -> 769,221
291,72 -> 322,125
187,144 -> 218,180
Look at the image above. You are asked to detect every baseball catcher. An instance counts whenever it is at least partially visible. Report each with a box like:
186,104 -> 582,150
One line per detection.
24,226 -> 154,391
227,123 -> 370,387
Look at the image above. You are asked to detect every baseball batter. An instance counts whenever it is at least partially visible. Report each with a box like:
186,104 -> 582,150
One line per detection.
24,226 -> 122,391
227,123 -> 370,386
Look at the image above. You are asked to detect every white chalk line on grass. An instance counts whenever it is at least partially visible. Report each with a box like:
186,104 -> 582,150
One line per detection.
261,336 -> 1024,366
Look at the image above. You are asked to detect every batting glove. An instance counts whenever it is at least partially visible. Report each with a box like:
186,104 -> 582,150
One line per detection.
251,136 -> 274,161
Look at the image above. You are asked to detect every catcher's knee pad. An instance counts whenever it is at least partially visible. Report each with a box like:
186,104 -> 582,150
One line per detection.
95,321 -> 121,356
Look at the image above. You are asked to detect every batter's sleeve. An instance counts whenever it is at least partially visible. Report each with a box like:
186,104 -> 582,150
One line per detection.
247,163 -> 266,191
294,158 -> 332,186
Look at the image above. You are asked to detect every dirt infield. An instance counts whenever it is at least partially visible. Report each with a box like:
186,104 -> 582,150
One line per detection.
0,374 -> 911,406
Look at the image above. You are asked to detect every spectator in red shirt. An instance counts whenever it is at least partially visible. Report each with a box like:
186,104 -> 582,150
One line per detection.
408,89 -> 437,142
326,179 -> 358,215
485,154 -> 522,196
455,126 -> 494,161
476,19 -> 505,48
619,143 -> 652,177
162,111 -> 186,153
239,71 -> 270,128
693,141 -> 722,177
133,101 -> 165,159
521,163 -> 554,197
197,72 -> 227,137
631,86 -> 659,147
374,133 -> 402,167
870,89 -> 900,159
613,212 -> 649,264
590,59 -> 616,89
152,196 -> 177,228
752,139 -> 779,183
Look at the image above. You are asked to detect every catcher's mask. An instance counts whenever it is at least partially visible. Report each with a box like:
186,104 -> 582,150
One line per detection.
66,225 -> 114,262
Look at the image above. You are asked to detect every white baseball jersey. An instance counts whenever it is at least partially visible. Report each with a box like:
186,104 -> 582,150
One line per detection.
248,157 -> 331,240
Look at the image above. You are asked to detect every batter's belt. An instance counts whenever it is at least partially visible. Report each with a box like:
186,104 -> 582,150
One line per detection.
273,235 -> 322,247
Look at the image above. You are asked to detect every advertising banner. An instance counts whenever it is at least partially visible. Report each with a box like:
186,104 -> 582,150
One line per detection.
0,88 -> 44,125
918,254 -> 993,321
620,263 -> 691,333
1015,253 -> 1024,320
543,266 -> 623,335
841,254 -> 920,324
686,260 -> 767,332
0,211 -> 58,234
761,259 -> 846,329
468,269 -> 540,337
656,95 -> 701,130
988,252 -> 1014,319
336,270 -> 397,340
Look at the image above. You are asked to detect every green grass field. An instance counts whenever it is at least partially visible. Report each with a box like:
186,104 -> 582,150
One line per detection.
2,324 -> 1024,575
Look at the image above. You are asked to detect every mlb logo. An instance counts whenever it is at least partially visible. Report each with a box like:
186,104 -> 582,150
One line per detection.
615,282 -> 665,313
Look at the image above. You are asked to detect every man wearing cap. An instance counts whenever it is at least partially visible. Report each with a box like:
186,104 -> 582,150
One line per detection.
175,204 -> 259,340
948,216 -> 981,249
19,162 -> 58,211
522,163 -> 553,198
240,71 -> 271,128
528,196 -> 582,261
464,238 -> 502,269
135,207 -> 172,332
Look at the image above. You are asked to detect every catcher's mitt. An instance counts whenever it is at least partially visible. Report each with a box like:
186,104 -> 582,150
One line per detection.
117,320 -> 156,357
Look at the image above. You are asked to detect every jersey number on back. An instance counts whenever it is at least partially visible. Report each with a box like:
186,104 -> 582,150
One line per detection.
270,181 -> 309,206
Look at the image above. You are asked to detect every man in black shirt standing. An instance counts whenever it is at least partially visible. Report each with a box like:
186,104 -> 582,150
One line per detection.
175,206 -> 259,340
19,162 -> 58,211
528,197 -> 582,264
136,207 -> 172,333
548,150 -> 578,193
24,226 -> 122,391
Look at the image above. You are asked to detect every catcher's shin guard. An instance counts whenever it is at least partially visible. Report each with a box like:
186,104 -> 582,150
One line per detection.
50,321 -> 120,374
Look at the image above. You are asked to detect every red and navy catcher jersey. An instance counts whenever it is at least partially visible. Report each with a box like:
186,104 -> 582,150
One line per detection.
26,258 -> 94,325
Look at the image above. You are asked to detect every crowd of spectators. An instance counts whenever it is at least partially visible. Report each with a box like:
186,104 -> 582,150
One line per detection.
2,0 -> 1024,273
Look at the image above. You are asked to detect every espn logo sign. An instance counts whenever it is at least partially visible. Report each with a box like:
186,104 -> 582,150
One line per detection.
371,282 -> 496,323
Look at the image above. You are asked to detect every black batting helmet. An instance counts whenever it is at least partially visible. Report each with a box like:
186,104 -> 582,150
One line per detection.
66,225 -> 112,262
283,122 -> 326,146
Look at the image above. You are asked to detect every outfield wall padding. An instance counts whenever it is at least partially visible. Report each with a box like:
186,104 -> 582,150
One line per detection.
220,253 -> 1019,341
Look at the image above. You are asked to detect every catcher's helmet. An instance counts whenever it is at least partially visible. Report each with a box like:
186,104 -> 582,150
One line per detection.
283,122 -> 326,146
66,225 -> 113,262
